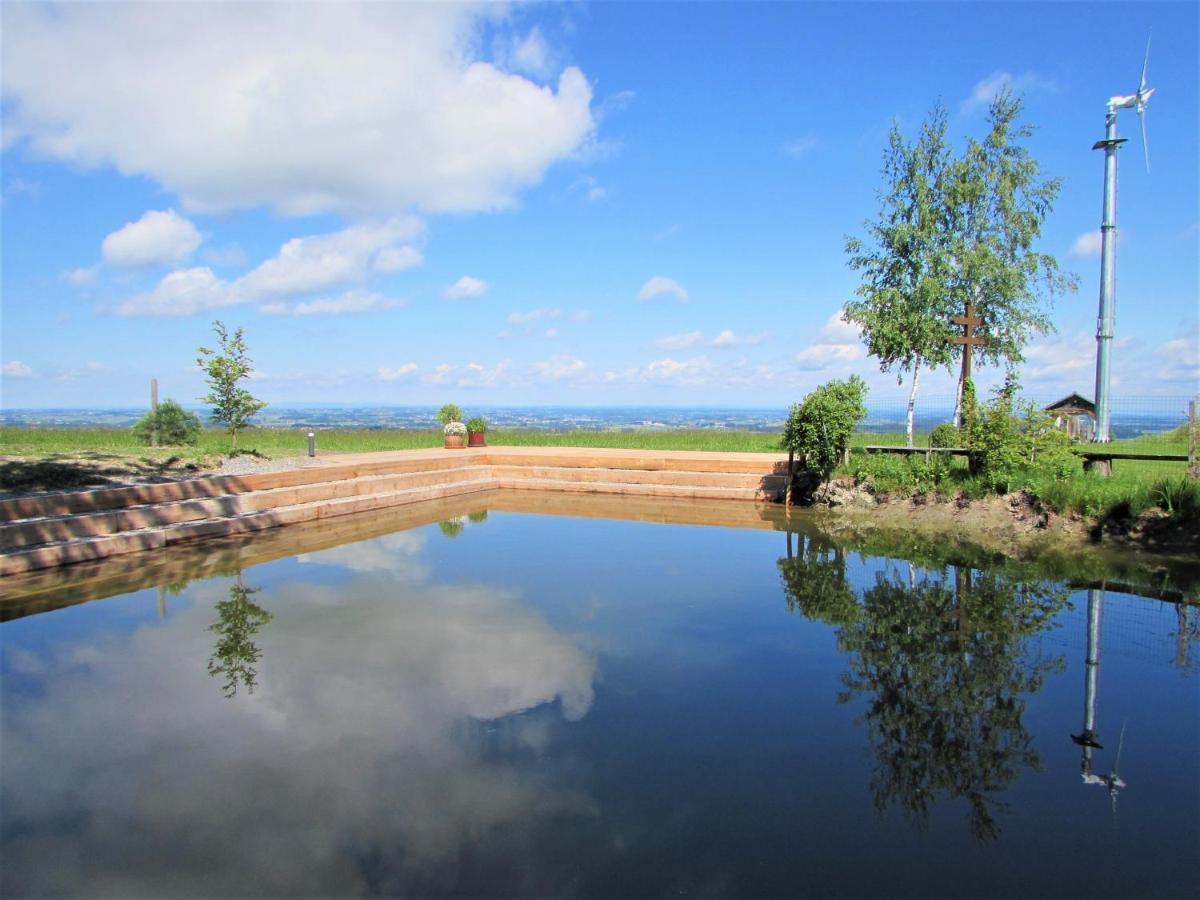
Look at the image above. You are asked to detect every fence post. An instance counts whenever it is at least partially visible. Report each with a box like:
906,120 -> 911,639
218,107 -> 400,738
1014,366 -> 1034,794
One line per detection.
1189,399 -> 1197,481
150,378 -> 159,448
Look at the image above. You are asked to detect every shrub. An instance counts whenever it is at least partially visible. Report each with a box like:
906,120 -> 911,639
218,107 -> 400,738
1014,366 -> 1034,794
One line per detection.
928,423 -> 960,448
132,399 -> 202,446
782,375 -> 869,481
965,380 -> 1075,493
437,404 -> 463,425
466,417 -> 487,434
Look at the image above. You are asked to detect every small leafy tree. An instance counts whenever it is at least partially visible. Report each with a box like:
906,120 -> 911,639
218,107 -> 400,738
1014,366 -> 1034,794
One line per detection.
782,375 -> 869,491
437,403 -> 463,425
197,321 -> 267,449
965,378 -> 1076,493
131,398 -> 202,446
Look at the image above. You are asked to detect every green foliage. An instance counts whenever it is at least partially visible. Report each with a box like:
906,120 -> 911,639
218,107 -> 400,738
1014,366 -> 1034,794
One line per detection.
777,536 -> 859,625
467,510 -> 489,524
207,579 -> 273,698
837,569 -> 1068,842
944,93 -> 1078,379
466,417 -> 487,433
781,376 -> 869,480
437,404 -> 463,425
928,423 -> 960,449
438,518 -> 465,538
965,382 -> 1075,493
131,399 -> 202,446
197,321 -> 267,449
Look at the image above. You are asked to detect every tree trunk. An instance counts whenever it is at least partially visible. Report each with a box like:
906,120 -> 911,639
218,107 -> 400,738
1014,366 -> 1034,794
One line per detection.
906,364 -> 921,448
953,376 -> 965,430
785,449 -> 795,507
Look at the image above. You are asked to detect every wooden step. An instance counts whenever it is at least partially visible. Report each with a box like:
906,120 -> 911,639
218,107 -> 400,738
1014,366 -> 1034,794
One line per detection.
490,464 -> 785,491
498,476 -> 779,503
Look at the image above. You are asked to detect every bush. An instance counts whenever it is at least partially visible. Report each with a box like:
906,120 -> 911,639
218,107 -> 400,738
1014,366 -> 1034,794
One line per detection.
782,375 -> 868,481
466,417 -> 487,434
964,380 -> 1075,493
928,423 -> 960,448
437,404 -> 463,425
132,399 -> 202,446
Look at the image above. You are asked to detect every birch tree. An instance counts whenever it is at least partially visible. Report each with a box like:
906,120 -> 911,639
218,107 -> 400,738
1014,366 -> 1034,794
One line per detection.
844,103 -> 956,447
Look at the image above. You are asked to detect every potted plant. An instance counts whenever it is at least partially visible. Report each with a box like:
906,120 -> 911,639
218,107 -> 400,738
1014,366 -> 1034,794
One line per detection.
443,420 -> 467,449
466,416 -> 487,447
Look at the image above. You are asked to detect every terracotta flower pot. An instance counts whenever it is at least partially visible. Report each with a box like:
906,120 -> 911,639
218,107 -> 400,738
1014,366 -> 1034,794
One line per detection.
444,434 -> 465,449
468,431 -> 486,447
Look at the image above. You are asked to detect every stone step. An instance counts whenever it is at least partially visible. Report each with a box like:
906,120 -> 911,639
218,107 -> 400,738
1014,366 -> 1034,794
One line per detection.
0,478 -> 498,577
490,464 -> 785,491
496,476 -> 780,503
1,466 -> 491,551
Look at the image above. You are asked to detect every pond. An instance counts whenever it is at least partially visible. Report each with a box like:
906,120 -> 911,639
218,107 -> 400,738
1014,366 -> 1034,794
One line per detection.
2,492 -> 1197,897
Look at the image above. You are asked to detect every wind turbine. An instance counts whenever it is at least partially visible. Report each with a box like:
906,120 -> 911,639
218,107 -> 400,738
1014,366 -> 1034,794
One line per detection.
1092,33 -> 1154,448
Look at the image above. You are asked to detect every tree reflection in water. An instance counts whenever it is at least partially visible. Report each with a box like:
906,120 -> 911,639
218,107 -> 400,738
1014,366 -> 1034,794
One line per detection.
780,531 -> 1068,841
207,577 -> 273,698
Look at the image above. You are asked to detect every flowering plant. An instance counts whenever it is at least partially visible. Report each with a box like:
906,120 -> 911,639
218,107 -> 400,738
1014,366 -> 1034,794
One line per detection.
443,421 -> 467,437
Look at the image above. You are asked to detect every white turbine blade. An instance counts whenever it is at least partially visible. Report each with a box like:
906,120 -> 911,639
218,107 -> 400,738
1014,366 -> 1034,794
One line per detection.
1139,106 -> 1151,173
1140,30 -> 1152,93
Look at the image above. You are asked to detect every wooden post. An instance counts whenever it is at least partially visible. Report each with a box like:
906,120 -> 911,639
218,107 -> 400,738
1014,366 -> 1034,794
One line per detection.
1189,399 -> 1197,481
785,449 -> 795,507
951,302 -> 988,427
150,378 -> 159,448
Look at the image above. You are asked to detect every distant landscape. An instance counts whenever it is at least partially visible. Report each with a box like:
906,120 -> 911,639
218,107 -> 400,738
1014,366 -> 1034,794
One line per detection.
1,401 -> 1189,440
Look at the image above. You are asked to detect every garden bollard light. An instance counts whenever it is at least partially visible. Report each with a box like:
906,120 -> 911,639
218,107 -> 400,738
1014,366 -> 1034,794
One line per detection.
307,432 -> 316,457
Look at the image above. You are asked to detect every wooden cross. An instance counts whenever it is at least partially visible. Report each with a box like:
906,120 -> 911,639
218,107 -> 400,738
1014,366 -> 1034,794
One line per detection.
951,301 -> 987,382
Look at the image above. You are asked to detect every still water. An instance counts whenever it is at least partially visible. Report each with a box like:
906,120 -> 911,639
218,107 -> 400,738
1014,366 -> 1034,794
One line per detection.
2,498 -> 1197,897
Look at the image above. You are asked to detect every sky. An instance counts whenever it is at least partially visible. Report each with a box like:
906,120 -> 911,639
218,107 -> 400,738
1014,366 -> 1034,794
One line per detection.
1,1 -> 1197,410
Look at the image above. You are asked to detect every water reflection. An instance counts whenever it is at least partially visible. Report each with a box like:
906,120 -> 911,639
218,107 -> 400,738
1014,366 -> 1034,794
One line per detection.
207,576 -> 273,698
780,532 -> 1069,841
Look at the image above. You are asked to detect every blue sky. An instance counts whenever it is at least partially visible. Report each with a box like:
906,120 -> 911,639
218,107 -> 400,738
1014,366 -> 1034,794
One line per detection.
2,1 -> 1197,409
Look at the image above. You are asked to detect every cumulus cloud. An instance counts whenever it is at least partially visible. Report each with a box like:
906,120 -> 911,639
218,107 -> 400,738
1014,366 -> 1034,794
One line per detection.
960,70 -> 1059,114
3,4 -> 595,216
498,26 -> 556,80
259,290 -> 402,317
424,360 -> 512,388
605,356 -> 713,386
203,244 -> 248,268
1020,332 -> 1097,384
532,354 -> 586,381
794,311 -> 867,369
237,218 -> 424,301
61,266 -> 97,286
1068,229 -> 1124,259
2,360 -> 33,377
376,363 -> 419,382
638,276 -> 688,303
115,219 -> 423,316
507,308 -> 561,324
711,329 -> 765,348
654,331 -> 705,350
100,209 -> 201,267
445,276 -> 489,301
116,267 -> 237,317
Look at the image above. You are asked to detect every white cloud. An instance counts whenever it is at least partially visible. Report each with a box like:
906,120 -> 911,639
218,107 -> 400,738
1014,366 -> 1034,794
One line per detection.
54,361 -> 108,384
259,290 -> 402,317
2,360 -> 33,377
654,331 -> 705,350
100,209 -> 201,267
544,327 -> 559,338
569,310 -> 593,322
570,174 -> 607,202
533,354 -> 586,381
960,70 -> 1059,114
1021,332 -> 1096,383
783,136 -> 817,158
638,276 -> 688,303
794,311 -> 867,369
236,218 -> 423,301
116,267 -> 237,317
3,4 -> 595,215
605,356 -> 713,386
499,26 -> 556,80
444,276 -> 489,301
61,266 -> 97,286
374,245 -> 424,273
711,329 -> 765,348
507,308 -> 561,324
375,363 -> 419,382
202,244 -> 247,268
423,360 -> 512,388
1069,230 -> 1125,258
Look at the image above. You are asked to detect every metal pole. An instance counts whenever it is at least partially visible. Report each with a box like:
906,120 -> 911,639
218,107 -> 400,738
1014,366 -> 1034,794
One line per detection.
1093,111 -> 1125,444
307,431 -> 316,458
1080,588 -> 1103,777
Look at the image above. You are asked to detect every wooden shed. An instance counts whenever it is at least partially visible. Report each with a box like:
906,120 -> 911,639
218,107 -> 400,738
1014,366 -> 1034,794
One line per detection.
1044,392 -> 1097,440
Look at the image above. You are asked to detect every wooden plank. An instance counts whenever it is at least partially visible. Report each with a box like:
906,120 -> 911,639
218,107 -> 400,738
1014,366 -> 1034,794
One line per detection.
1075,452 -> 1188,462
